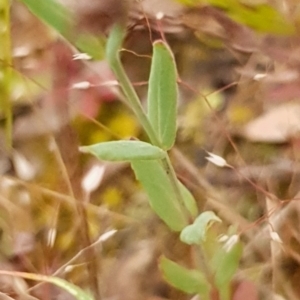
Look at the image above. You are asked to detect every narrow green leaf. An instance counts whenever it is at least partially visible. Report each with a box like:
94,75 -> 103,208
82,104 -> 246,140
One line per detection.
213,243 -> 243,288
159,256 -> 210,295
75,34 -> 105,60
148,41 -> 178,150
0,270 -> 93,300
179,182 -> 198,218
46,276 -> 93,300
20,0 -> 73,37
21,0 -> 106,60
80,141 -> 166,161
175,0 -> 294,35
180,211 -> 222,245
227,3 -> 295,35
131,160 -> 188,231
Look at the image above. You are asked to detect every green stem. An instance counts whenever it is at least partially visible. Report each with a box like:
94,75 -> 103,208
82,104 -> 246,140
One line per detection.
0,0 -> 12,149
106,24 -> 160,147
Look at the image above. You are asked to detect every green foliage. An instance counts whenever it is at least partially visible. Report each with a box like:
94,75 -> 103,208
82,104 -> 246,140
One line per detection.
179,181 -> 199,218
131,159 -> 188,231
160,256 -> 210,295
15,1 -> 246,296
160,240 -> 243,300
20,0 -> 106,59
105,24 -> 125,68
75,34 -> 106,60
102,23 -> 196,231
105,24 -> 160,145
177,212 -> 242,299
180,211 -> 222,245
83,20 -> 243,299
213,243 -> 243,289
226,2 -> 294,35
20,0 -> 74,37
80,140 -> 166,161
176,0 -> 294,35
147,41 -> 178,150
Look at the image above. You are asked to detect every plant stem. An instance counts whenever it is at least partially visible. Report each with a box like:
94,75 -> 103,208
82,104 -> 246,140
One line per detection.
113,59 -> 161,145
106,24 -> 160,147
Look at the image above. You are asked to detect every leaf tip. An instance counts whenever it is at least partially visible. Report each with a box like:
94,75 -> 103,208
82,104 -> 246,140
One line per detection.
78,146 -> 89,153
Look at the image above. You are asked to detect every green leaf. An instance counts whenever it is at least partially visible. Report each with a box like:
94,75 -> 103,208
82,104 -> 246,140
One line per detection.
44,276 -> 93,300
147,41 -> 178,150
159,256 -> 210,295
131,160 -> 188,231
0,270 -> 93,300
175,0 -> 294,35
21,0 -> 106,60
79,141 -> 166,161
212,243 -> 243,288
179,182 -> 198,218
20,0 -> 74,37
75,34 -> 106,60
180,211 -> 222,245
227,3 -> 294,35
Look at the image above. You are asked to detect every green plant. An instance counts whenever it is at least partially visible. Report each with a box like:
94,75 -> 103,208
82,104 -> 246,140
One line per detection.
80,23 -> 243,300
4,0 -> 300,298
7,1 -> 243,299
81,25 -> 196,231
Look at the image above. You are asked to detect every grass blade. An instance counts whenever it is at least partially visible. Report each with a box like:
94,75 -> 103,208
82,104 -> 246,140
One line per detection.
0,270 -> 93,300
20,0 -> 73,37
